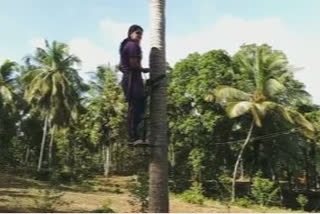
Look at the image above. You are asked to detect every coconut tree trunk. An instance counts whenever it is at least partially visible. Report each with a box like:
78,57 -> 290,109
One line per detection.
148,0 -> 169,212
37,115 -> 49,172
231,120 -> 254,202
48,124 -> 55,169
103,143 -> 112,177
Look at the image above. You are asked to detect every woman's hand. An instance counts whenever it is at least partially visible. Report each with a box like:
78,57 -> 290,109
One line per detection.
116,64 -> 123,72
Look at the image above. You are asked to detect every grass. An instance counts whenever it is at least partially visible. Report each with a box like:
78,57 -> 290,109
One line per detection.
0,172 -> 301,213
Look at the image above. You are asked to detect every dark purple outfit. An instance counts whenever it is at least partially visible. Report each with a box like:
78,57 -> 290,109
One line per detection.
120,40 -> 145,140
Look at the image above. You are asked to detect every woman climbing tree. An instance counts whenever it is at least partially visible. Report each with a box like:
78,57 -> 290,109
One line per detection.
119,25 -> 150,143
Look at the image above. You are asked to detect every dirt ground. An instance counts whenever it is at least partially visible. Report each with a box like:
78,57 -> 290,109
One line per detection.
0,172 -> 294,213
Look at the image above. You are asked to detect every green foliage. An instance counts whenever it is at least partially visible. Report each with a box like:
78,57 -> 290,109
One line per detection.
168,50 -> 234,194
91,66 -> 126,144
188,148 -> 205,182
232,197 -> 253,208
56,166 -> 77,182
180,182 -> 206,205
128,172 -> 149,213
1,41 -> 320,212
296,194 -> 308,211
210,44 -> 315,203
0,59 -> 17,106
86,65 -> 127,175
218,174 -> 232,198
251,171 -> 279,206
92,200 -> 115,213
0,60 -> 20,165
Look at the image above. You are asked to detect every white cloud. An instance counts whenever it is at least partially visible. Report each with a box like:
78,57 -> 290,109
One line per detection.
0,49 -> 10,64
0,54 -> 4,64
29,38 -> 46,49
100,19 -> 130,43
68,38 -> 116,77
166,16 -> 320,104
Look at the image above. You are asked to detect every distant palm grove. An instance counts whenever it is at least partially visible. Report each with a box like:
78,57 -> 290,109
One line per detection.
1,40 -> 320,211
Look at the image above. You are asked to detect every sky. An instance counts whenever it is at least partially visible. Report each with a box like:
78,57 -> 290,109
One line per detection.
0,0 -> 319,103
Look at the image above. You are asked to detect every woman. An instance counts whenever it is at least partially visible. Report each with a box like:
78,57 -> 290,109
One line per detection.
119,25 -> 149,143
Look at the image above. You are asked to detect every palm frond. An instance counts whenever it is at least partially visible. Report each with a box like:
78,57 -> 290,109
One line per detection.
0,86 -> 13,102
274,104 -> 294,124
0,60 -> 17,79
214,86 -> 252,104
264,78 -> 285,97
266,55 -> 287,74
225,101 -> 253,118
288,110 -> 315,133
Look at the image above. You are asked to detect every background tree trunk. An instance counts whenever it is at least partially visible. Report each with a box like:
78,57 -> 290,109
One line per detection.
231,120 -> 254,202
113,142 -> 119,173
148,0 -> 169,212
37,115 -> 49,172
103,143 -> 111,177
48,124 -> 55,169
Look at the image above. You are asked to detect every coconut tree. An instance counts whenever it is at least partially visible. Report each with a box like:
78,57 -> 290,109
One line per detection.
149,0 -> 169,212
0,60 -> 17,161
208,44 -> 315,202
23,40 -> 82,171
0,60 -> 17,107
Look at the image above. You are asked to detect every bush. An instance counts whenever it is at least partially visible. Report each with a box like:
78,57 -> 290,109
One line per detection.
251,171 -> 279,207
50,166 -> 93,184
34,167 -> 88,184
218,174 -> 232,199
180,182 -> 206,205
296,194 -> 308,211
92,200 -> 115,213
232,197 -> 253,208
58,166 -> 76,182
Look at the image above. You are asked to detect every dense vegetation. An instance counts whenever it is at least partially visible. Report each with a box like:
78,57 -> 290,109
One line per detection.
1,41 -> 319,211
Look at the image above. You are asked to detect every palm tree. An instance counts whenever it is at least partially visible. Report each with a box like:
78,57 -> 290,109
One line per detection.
23,40 -> 83,171
88,65 -> 126,177
208,44 -> 315,202
0,60 -> 17,107
149,0 -> 169,212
